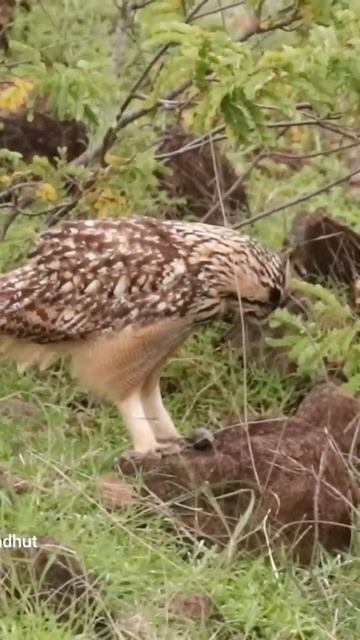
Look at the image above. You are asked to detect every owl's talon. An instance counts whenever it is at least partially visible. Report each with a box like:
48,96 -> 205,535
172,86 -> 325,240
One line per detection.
114,449 -> 162,468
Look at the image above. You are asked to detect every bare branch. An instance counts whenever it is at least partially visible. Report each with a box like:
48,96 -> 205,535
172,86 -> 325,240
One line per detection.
74,79 -> 192,166
234,165 -> 360,230
266,140 -> 360,162
238,8 -> 299,42
192,0 -> 246,21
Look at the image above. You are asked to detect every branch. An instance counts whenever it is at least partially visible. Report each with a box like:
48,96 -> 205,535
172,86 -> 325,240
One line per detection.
192,0 -> 246,21
234,165 -> 360,230
299,110 -> 360,143
155,115 -> 340,161
265,140 -> 360,162
237,7 -> 299,42
116,0 -> 210,121
74,79 -> 192,166
202,127 -> 291,222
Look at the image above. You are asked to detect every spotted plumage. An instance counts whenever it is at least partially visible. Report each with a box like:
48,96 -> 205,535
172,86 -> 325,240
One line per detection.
0,216 -> 287,456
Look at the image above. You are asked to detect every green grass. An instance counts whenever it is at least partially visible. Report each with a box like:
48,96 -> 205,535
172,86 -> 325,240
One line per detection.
1,0 -> 360,635
0,331 -> 359,638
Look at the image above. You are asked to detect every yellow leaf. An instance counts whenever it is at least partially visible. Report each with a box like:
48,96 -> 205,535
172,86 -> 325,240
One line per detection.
180,110 -> 194,131
36,182 -> 58,202
0,175 -> 11,185
0,79 -> 33,112
104,153 -> 129,167
91,188 -> 131,217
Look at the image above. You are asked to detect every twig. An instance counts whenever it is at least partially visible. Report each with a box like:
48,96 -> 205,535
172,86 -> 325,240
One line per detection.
192,0 -> 246,21
156,115 -> 340,162
202,150 -> 265,222
116,0 -> 209,121
203,127 -> 290,221
1,208 -> 21,240
209,132 -> 228,225
77,0 -> 210,165
129,0 -> 156,10
238,8 -> 299,42
234,165 -> 360,230
74,79 -> 192,166
299,109 -> 360,142
266,140 -> 360,162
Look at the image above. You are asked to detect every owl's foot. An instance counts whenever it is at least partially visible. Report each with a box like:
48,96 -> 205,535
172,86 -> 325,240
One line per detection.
115,441 -> 181,469
115,429 -> 215,469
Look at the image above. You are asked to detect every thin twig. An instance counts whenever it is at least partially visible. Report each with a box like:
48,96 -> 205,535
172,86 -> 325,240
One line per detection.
238,9 -> 299,42
234,165 -> 360,230
74,80 -> 192,166
192,0 -> 245,21
266,140 -> 360,162
116,0 -> 209,121
203,127 -> 290,221
300,109 -> 360,143
209,131 -> 228,225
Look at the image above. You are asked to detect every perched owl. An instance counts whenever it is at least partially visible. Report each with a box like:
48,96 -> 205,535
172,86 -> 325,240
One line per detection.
0,217 -> 287,457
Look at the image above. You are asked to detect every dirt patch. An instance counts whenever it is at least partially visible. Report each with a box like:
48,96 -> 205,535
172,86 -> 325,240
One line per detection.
156,125 -> 249,224
287,209 -> 360,291
0,79 -> 88,163
0,535 -> 116,638
118,383 -> 360,565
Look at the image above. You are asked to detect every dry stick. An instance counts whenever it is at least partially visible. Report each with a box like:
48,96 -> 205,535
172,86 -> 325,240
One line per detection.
234,164 -> 360,230
202,126 -> 291,222
238,9 -> 299,43
267,140 -> 360,162
74,79 -> 192,166
111,0 -> 209,122
202,151 -> 265,222
209,131 -> 228,225
156,116 -> 340,162
192,0 -> 246,21
76,2 -> 300,167
300,110 -> 360,143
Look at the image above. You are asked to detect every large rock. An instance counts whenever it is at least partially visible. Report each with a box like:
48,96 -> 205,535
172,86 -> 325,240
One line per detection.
118,383 -> 360,564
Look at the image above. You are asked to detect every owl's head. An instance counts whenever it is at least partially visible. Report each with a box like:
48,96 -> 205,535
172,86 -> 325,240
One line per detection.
222,243 -> 290,323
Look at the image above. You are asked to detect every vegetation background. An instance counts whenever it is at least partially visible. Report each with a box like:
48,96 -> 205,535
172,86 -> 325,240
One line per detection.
0,0 -> 359,637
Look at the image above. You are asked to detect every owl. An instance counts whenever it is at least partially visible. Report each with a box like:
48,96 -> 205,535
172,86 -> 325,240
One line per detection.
0,217 -> 287,458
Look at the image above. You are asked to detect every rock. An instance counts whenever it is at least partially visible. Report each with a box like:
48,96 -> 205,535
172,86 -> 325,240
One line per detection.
117,383 -> 360,565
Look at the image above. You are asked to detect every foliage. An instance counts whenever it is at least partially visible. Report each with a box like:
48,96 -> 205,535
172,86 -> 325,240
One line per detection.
269,279 -> 360,393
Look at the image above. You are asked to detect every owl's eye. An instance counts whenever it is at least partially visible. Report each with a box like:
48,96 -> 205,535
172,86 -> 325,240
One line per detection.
269,286 -> 282,307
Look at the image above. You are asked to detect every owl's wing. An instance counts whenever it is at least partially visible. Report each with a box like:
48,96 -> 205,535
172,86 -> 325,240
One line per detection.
0,219 -> 194,342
